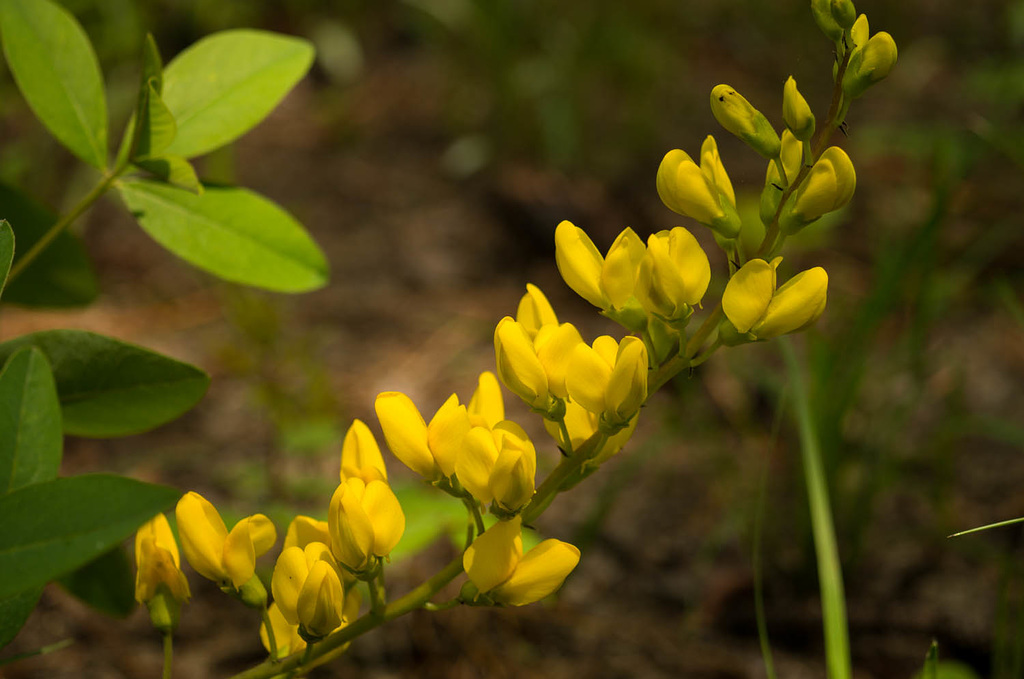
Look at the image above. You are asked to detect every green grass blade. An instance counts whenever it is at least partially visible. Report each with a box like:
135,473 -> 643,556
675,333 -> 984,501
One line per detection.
781,338 -> 851,679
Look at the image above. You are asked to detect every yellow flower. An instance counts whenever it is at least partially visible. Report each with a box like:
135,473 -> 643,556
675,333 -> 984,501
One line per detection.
374,391 -> 471,479
783,76 -> 815,142
554,222 -> 648,317
634,227 -> 711,323
271,542 -> 346,638
175,491 -> 276,590
780,146 -> 856,234
516,284 -> 558,338
532,321 -> 584,400
456,421 -> 536,513
721,258 -> 828,342
340,419 -> 387,484
328,477 -> 405,573
710,85 -> 781,160
468,371 -> 505,429
463,517 -> 580,606
565,335 -> 648,429
260,602 -> 306,657
761,130 -> 804,225
842,15 -> 897,100
135,513 -> 190,604
283,515 -> 331,551
656,137 -> 740,239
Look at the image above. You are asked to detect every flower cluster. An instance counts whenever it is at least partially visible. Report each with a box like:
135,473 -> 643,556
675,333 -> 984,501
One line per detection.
130,2 -> 896,673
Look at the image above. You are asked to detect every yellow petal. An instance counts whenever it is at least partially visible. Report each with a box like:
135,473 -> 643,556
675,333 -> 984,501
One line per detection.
606,337 -> 648,422
753,267 -> 829,339
494,317 -> 549,409
427,394 -> 471,477
565,343 -> 613,416
534,322 -> 583,400
297,560 -> 344,638
175,491 -> 229,583
329,480 -> 375,571
516,283 -> 558,336
135,535 -> 191,604
463,517 -> 524,594
493,539 -> 581,606
723,259 -> 777,333
271,546 -> 309,625
700,135 -> 736,207
491,438 -> 535,513
375,392 -> 436,479
656,149 -> 692,214
136,513 -> 180,567
672,158 -> 724,225
283,515 -> 331,551
468,371 -> 504,429
456,426 -> 500,504
340,419 -> 387,483
362,479 -> 405,558
601,228 -> 645,309
782,76 -> 815,141
850,13 -> 869,49
554,221 -> 609,309
224,516 -> 271,589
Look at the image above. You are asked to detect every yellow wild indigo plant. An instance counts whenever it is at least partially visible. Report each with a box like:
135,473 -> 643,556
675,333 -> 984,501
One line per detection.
129,3 -> 895,677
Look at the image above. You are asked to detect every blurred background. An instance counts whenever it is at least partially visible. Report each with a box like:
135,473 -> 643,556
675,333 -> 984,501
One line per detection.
2,0 -> 1024,677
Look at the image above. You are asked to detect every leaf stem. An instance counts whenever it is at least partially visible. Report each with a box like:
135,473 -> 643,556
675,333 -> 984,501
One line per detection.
260,606 -> 278,660
7,169 -> 121,283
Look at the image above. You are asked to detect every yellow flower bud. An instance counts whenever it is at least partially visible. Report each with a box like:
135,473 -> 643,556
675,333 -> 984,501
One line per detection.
566,335 -> 648,428
271,542 -> 334,625
811,0 -> 843,41
843,28 -> 897,100
463,517 -> 580,606
850,13 -> 869,48
175,491 -> 276,589
456,422 -> 536,513
657,146 -> 740,239
722,258 -> 828,342
554,221 -> 608,309
783,76 -> 815,142
781,146 -> 856,234
533,322 -> 584,400
134,514 -> 191,610
260,603 -> 306,658
634,227 -> 711,323
340,419 -> 387,484
283,515 -> 331,551
710,85 -> 781,160
468,371 -> 504,429
494,316 -> 551,411
516,283 -> 558,338
328,477 -> 405,573
761,131 -> 804,225
830,0 -> 856,29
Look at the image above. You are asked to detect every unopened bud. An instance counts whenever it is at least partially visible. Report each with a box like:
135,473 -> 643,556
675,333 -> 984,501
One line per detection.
710,85 -> 781,160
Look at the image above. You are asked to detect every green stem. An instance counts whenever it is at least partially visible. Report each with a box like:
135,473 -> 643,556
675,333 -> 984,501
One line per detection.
556,415 -> 575,456
368,571 -> 387,618
162,633 -> 173,679
260,606 -> 279,660
689,337 -> 722,367
683,305 -> 723,360
462,497 -> 486,536
0,638 -> 73,667
780,338 -> 851,679
7,168 -> 123,282
521,432 -> 606,526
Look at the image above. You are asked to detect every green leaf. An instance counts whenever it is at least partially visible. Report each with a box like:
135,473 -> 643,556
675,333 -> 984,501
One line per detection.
0,0 -> 107,169
0,220 -> 13,299
0,184 -> 98,308
118,179 -> 328,292
0,348 -> 61,494
57,546 -> 135,618
135,156 -> 202,194
0,330 -> 209,438
133,81 -> 177,160
141,33 -> 164,94
0,474 -> 180,599
161,29 -> 314,158
0,586 -> 42,649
